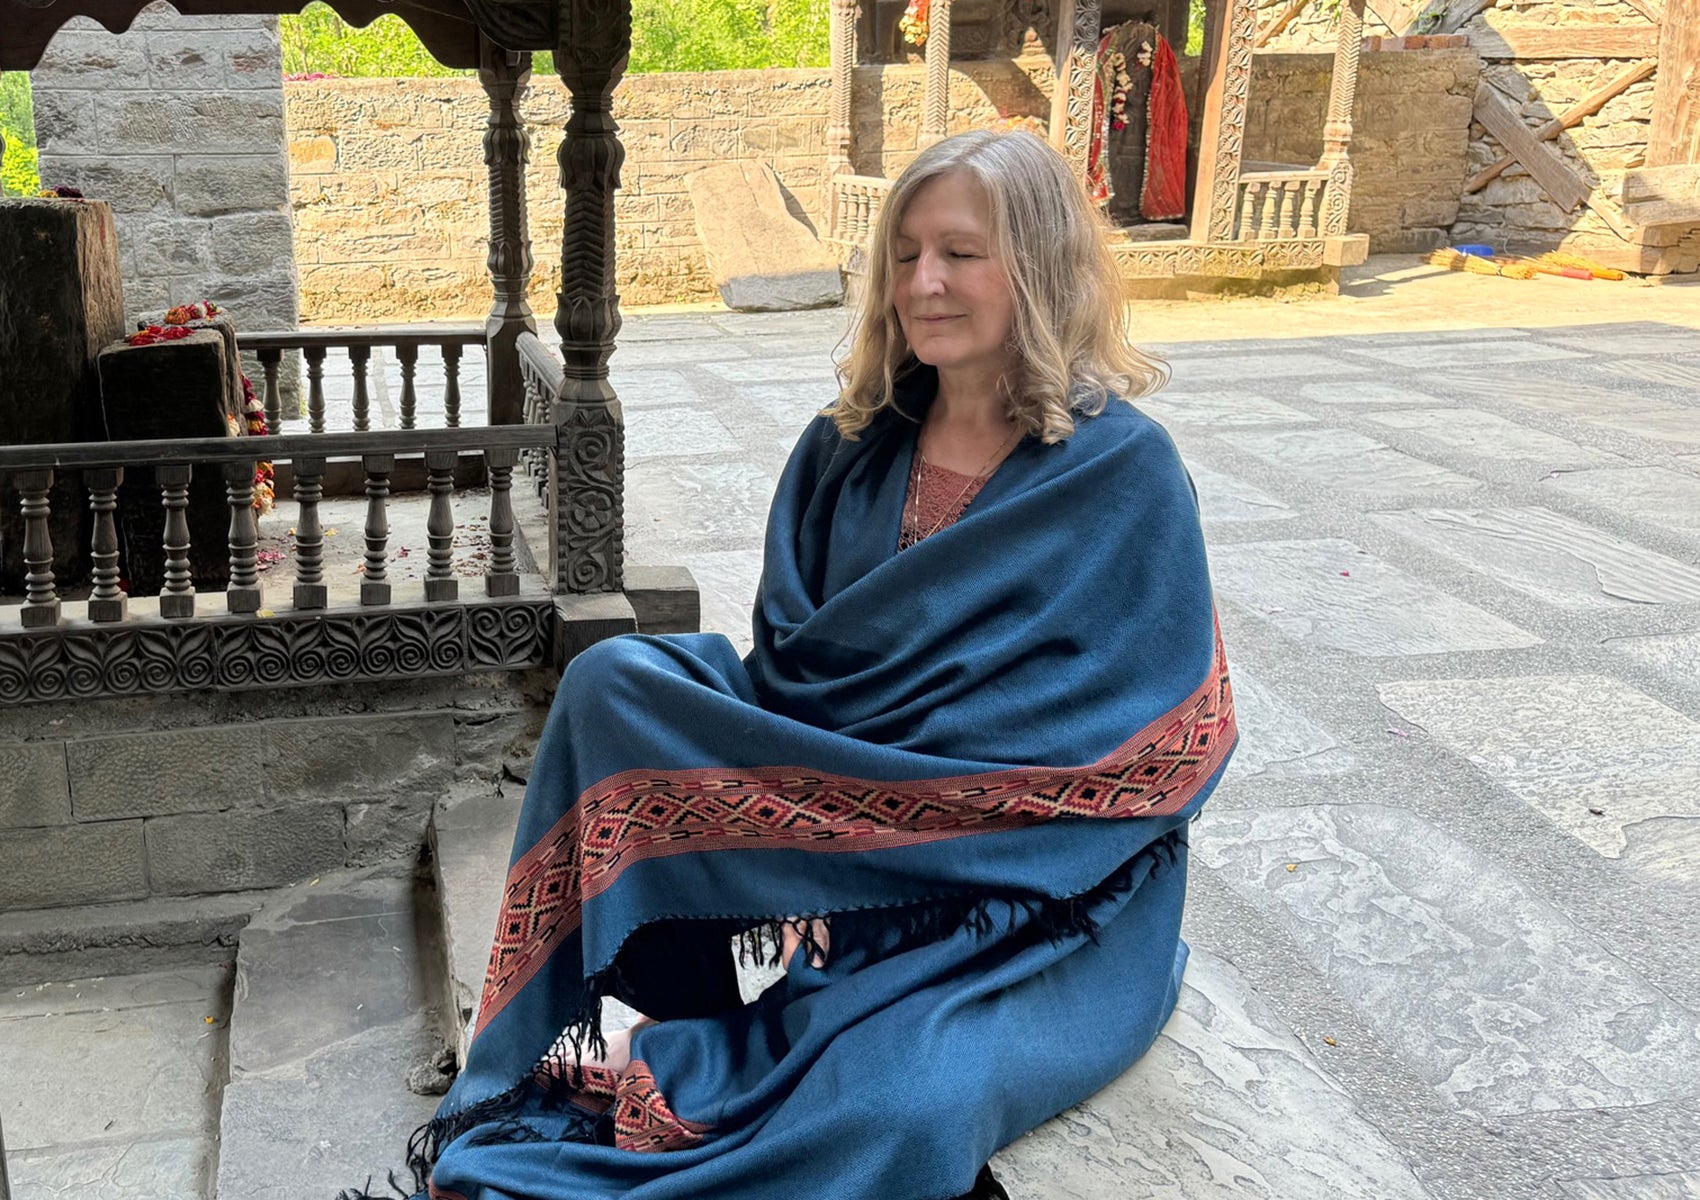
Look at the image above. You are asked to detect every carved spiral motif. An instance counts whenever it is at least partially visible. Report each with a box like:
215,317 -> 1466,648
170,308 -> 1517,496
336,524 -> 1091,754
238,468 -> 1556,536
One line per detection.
0,652 -> 28,704
469,603 -> 547,667
391,615 -> 432,675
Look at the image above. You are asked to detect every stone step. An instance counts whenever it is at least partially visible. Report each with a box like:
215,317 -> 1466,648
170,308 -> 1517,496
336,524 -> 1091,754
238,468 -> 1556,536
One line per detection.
213,865 -> 447,1200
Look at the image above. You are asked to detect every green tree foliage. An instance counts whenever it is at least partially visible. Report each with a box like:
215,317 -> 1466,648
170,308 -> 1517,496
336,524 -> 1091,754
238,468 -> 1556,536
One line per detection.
0,71 -> 40,196
278,0 -> 829,78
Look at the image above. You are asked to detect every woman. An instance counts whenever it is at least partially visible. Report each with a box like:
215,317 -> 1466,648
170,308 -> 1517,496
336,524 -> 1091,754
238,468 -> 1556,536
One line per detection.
373,129 -> 1235,1200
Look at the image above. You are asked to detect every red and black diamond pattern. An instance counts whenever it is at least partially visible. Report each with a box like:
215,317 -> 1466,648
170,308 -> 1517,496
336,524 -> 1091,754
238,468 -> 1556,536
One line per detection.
475,625 -> 1236,1035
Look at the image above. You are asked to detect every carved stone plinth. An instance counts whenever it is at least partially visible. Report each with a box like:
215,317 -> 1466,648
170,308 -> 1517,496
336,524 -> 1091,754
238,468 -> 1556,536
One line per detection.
0,197 -> 125,594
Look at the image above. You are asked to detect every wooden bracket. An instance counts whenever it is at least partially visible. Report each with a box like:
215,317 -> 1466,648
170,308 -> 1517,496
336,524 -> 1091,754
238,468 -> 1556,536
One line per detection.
1464,59 -> 1658,193
1471,81 -> 1591,212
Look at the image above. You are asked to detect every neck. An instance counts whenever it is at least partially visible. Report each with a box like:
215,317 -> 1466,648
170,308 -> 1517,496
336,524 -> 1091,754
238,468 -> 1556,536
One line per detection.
930,363 -> 1015,436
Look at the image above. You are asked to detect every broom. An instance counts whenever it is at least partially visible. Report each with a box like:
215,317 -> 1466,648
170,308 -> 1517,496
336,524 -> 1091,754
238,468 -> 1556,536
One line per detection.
1425,248 -> 1537,279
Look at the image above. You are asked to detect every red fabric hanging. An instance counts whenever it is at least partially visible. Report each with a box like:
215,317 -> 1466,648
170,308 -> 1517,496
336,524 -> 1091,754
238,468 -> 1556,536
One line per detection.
1141,35 -> 1189,221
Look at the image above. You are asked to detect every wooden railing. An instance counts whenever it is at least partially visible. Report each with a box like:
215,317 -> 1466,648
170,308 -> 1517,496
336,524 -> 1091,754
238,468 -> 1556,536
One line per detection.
239,324 -> 486,434
0,425 -> 555,705
826,173 -> 894,250
1233,167 -> 1331,242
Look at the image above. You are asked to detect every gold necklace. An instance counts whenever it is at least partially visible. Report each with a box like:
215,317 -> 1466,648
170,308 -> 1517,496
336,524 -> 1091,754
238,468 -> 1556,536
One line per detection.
901,423 -> 1022,548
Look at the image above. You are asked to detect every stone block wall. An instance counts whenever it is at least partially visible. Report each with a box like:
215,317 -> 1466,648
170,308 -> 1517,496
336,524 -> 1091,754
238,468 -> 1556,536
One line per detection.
0,672 -> 549,911
30,2 -> 300,335
1248,49 -> 1481,252
286,51 -> 1465,316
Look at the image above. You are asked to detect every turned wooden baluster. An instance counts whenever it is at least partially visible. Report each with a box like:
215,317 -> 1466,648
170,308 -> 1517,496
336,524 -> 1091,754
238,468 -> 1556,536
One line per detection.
158,464 -> 195,619
292,455 -> 327,610
16,469 -> 60,629
86,467 -> 126,623
224,460 -> 261,614
424,449 -> 458,602
304,346 -> 328,433
350,345 -> 372,433
1298,181 -> 1320,238
486,447 -> 519,598
1237,182 -> 1261,240
397,344 -> 419,431
361,452 -> 393,605
257,347 -> 284,432
443,344 -> 464,429
1260,183 -> 1280,240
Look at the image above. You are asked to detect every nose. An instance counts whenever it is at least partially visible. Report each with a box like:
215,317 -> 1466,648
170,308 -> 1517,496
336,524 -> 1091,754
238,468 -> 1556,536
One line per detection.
909,249 -> 947,296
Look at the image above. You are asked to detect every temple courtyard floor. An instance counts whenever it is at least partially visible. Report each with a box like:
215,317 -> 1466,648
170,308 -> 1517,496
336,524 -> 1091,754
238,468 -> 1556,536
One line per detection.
3,254 -> 1698,1198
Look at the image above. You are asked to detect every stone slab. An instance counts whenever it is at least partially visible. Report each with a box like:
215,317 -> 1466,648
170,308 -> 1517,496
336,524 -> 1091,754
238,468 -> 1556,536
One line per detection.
733,380 -> 842,427
217,1017 -> 441,1200
265,712 -> 454,803
0,965 -> 226,1151
1349,339 -> 1586,368
67,723 -> 263,820
1586,408 -> 1700,448
1611,630 -> 1700,687
227,870 -> 426,1078
1137,391 -> 1316,427
0,820 -> 147,910
1370,507 -> 1700,607
1209,538 -> 1540,656
1540,327 -> 1700,357
1193,804 -> 1700,1117
1558,1173 -> 1700,1200
696,355 -> 832,383
145,804 -> 347,896
1224,671 -> 1355,781
1186,464 -> 1294,525
1218,429 -> 1481,496
1298,381 -> 1451,406
624,460 -> 778,557
991,948 -> 1434,1200
7,1136 -> 210,1200
686,159 -> 843,312
1377,674 -> 1700,865
430,783 -> 523,1053
1364,408 -> 1612,469
1614,357 -> 1700,390
1544,466 -> 1700,538
607,367 -> 706,409
0,741 -> 71,829
625,405 -> 743,458
1443,373 -> 1660,416
1167,351 -> 1368,385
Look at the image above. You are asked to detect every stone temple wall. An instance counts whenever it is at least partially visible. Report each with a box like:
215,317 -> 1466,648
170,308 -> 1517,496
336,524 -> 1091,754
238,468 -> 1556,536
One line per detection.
30,2 -> 300,337
286,50 -> 1466,319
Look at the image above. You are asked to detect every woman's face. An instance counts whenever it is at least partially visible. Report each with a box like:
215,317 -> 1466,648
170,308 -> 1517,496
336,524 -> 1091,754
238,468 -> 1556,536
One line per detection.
891,170 -> 1017,380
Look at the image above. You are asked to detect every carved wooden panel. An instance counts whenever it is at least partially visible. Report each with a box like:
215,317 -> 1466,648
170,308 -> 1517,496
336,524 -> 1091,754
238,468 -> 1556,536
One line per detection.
0,600 -> 551,705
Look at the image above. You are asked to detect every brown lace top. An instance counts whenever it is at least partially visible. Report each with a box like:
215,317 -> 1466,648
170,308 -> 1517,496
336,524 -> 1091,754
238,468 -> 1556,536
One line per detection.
897,457 -> 992,551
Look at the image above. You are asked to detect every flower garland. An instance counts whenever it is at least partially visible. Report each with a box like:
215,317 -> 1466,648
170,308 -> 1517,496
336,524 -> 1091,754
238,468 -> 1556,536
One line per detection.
1104,48 -> 1134,131
900,0 -> 929,47
126,300 -> 272,513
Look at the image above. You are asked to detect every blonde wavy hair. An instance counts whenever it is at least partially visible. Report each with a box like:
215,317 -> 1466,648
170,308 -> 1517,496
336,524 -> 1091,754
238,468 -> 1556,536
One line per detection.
829,129 -> 1166,443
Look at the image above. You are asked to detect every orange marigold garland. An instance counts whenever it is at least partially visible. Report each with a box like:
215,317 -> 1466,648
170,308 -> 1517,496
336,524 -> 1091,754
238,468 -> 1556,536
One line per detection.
900,0 -> 929,46
242,374 -> 275,514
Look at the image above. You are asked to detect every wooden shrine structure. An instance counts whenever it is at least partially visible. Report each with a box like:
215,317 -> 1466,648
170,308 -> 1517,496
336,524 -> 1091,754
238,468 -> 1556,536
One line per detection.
823,0 -> 1373,291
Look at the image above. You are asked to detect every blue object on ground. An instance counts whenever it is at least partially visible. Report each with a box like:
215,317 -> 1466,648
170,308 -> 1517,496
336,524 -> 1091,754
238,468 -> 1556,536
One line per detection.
1453,244 -> 1496,257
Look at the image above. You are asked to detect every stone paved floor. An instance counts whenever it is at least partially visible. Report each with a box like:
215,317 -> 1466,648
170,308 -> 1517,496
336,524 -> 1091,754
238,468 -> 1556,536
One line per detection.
8,258 -> 1700,1198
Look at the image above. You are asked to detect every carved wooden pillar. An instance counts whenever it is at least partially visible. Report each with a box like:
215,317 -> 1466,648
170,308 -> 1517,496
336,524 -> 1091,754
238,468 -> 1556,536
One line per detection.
551,0 -> 630,594
480,39 -> 538,429
826,0 -> 860,175
86,468 -> 126,624
1190,0 -> 1258,244
919,0 -> 954,149
223,461 -> 262,614
1317,0 -> 1365,236
1047,0 -> 1102,182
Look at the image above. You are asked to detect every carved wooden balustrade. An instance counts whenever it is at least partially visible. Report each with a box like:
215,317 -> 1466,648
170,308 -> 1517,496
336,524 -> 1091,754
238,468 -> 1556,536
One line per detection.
0,425 -> 555,705
239,325 -> 487,434
1232,167 -> 1333,242
825,174 -> 894,251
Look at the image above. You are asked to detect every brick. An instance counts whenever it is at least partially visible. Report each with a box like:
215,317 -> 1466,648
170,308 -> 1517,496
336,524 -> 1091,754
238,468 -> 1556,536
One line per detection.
145,804 -> 345,895
177,154 -> 290,216
0,743 -> 71,829
31,91 -> 101,154
43,155 -> 173,214
96,92 -> 284,154
266,713 -> 455,804
345,800 -> 433,866
145,33 -> 229,89
69,724 -> 263,820
0,821 -> 146,909
208,211 -> 295,274
34,35 -> 149,87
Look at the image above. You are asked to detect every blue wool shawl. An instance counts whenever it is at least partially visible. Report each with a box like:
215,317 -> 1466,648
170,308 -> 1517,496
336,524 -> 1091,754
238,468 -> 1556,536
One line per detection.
398,376 -> 1237,1200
